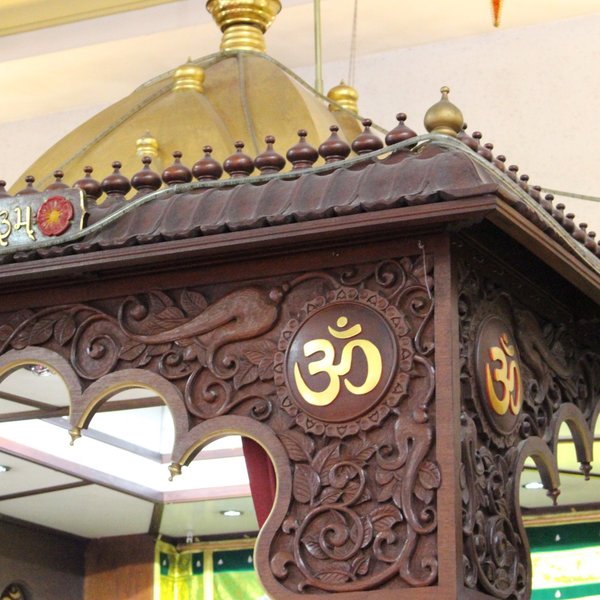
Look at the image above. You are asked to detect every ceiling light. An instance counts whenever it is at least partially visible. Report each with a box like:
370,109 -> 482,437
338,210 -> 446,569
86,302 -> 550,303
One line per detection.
221,509 -> 243,517
523,481 -> 544,490
0,465 -> 11,473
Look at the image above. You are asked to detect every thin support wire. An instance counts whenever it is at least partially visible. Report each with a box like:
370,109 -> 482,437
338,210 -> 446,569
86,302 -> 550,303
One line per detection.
347,0 -> 359,87
314,0 -> 324,94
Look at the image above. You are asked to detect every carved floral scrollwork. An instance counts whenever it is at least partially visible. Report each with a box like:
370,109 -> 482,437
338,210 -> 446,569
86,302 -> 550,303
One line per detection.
0,254 -> 440,595
270,410 -> 439,592
458,255 -> 600,599
461,413 -> 526,599
268,255 -> 439,594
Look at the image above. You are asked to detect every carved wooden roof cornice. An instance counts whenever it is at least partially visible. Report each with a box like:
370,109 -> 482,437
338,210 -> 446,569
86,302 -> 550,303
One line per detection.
1,134 -> 598,304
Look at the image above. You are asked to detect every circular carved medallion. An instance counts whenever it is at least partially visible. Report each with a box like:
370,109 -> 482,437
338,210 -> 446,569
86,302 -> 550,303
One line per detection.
475,315 -> 523,435
275,287 -> 411,437
36,195 -> 74,236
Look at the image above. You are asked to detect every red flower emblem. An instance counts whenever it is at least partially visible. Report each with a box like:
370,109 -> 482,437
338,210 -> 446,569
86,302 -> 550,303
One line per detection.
37,195 -> 74,236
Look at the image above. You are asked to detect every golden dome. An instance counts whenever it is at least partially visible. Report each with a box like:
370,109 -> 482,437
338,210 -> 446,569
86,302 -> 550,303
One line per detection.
12,0 -> 362,193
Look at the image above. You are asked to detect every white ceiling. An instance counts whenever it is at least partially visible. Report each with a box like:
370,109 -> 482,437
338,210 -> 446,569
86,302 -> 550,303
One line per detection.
1,0 -> 600,123
0,367 -> 257,539
1,364 -> 599,540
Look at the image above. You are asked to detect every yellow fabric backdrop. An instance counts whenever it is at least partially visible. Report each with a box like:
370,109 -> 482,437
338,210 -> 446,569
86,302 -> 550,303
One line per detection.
155,539 -> 268,599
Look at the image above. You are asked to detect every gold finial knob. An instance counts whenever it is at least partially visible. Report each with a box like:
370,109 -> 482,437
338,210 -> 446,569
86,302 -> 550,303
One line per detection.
69,427 -> 82,446
168,462 -> 182,481
327,81 -> 359,114
424,86 -> 464,137
206,0 -> 282,53
173,60 -> 205,93
136,131 -> 159,158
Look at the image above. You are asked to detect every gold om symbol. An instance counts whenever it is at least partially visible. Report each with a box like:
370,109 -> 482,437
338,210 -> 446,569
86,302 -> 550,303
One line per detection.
293,316 -> 383,406
485,332 -> 522,416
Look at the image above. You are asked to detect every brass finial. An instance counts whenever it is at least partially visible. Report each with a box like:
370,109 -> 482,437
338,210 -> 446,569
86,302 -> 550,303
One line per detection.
136,131 -> 159,158
168,462 -> 182,481
69,426 -> 82,446
206,0 -> 282,53
327,81 -> 359,114
173,60 -> 205,92
424,86 -> 464,137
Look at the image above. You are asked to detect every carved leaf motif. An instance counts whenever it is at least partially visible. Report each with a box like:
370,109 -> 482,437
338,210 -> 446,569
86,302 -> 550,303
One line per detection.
349,443 -> 377,464
233,358 -> 258,390
352,554 -> 370,576
414,482 -> 434,505
134,349 -> 153,367
156,306 -> 186,327
356,488 -> 372,505
376,479 -> 396,503
148,290 -> 174,312
180,289 -> 207,316
418,460 -> 441,490
317,486 -> 343,505
11,325 -> 32,349
146,342 -> 172,357
279,431 -> 313,462
29,318 -> 55,345
302,535 -> 328,559
360,516 -> 374,548
119,340 -> 146,361
317,449 -> 342,487
375,469 -> 394,486
244,340 -> 276,381
342,480 -> 361,501
55,314 -> 77,345
317,567 -> 351,584
350,517 -> 373,549
312,443 -> 340,474
371,505 -> 402,533
293,463 -> 320,504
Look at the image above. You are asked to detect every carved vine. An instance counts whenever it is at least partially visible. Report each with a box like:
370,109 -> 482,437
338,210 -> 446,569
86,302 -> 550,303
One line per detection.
458,256 -> 600,599
0,254 -> 438,594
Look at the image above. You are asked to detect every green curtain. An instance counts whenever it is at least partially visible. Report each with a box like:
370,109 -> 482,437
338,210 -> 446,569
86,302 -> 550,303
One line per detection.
529,523 -> 600,600
213,548 -> 268,600
155,540 -> 268,599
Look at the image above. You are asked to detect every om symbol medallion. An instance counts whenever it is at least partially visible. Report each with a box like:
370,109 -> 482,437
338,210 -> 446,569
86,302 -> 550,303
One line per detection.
475,315 -> 523,435
285,298 -> 398,424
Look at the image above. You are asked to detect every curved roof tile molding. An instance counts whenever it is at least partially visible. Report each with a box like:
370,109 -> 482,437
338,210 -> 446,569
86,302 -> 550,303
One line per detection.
1,128 -> 599,304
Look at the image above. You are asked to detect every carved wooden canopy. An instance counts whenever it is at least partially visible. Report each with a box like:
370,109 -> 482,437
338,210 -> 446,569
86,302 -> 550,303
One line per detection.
0,133 -> 598,599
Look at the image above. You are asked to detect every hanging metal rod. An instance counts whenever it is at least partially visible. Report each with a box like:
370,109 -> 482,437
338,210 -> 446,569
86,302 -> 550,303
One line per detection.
314,0 -> 324,94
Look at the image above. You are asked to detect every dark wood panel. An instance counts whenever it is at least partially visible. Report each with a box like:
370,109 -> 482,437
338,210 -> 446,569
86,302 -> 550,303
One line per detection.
0,518 -> 85,599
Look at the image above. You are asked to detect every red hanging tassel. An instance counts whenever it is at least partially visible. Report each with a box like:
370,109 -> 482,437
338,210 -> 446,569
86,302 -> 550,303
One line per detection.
492,0 -> 502,27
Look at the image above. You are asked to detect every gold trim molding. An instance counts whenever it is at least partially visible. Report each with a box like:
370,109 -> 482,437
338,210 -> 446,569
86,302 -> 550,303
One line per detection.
0,0 -> 177,37
524,509 -> 600,528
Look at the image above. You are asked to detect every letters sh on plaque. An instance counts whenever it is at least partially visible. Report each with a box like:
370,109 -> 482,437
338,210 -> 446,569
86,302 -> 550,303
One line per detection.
284,298 -> 399,426
475,315 -> 523,434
